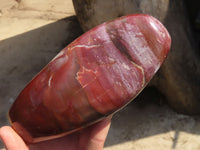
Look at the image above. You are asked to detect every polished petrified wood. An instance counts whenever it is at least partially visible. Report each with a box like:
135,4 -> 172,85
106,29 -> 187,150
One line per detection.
9,14 -> 171,143
73,0 -> 200,115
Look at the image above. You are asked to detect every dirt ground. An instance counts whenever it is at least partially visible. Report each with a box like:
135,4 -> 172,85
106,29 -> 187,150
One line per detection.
0,0 -> 200,149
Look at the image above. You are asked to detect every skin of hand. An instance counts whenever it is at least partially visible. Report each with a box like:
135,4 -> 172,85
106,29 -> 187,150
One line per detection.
0,116 -> 111,150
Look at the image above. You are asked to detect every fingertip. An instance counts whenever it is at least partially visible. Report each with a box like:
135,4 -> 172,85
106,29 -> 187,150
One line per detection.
0,126 -> 28,150
0,126 -> 12,141
96,115 -> 112,130
0,126 -> 12,149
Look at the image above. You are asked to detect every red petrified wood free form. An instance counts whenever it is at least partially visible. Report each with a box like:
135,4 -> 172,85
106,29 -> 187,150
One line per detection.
9,14 -> 171,143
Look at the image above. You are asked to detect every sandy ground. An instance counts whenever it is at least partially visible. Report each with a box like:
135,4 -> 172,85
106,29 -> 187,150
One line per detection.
0,0 -> 200,149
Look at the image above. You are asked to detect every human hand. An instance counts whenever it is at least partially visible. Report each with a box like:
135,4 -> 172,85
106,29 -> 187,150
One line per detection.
0,116 -> 111,150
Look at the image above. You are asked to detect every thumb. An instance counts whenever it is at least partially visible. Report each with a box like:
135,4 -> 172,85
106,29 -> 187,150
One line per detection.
87,116 -> 112,150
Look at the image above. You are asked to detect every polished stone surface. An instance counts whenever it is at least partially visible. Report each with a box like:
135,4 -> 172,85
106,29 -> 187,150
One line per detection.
9,14 -> 170,143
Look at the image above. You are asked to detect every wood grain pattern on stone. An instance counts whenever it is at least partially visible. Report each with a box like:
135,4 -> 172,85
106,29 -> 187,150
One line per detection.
8,14 -> 171,143
73,0 -> 200,114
